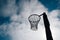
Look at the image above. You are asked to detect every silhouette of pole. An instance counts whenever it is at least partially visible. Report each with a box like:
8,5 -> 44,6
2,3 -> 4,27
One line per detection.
43,12 -> 53,40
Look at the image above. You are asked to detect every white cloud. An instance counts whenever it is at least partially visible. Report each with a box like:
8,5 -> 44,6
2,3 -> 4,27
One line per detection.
48,10 -> 60,40
8,0 -> 48,40
2,0 -> 18,17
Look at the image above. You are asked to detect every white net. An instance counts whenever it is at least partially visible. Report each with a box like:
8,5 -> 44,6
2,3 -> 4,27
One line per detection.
28,14 -> 41,31
29,15 -> 40,21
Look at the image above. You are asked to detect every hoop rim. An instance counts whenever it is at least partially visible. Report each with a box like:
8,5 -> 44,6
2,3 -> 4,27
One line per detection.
28,14 -> 41,21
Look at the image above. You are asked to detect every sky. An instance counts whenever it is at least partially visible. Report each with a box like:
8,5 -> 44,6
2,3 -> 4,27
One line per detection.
0,0 -> 60,40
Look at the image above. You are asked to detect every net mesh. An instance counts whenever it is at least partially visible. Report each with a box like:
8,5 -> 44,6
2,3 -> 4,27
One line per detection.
28,14 -> 41,31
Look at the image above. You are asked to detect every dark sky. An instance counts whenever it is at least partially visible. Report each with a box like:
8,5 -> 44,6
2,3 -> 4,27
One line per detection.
38,0 -> 60,11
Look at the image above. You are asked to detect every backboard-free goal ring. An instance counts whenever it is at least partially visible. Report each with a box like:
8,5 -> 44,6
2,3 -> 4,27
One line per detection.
28,14 -> 41,31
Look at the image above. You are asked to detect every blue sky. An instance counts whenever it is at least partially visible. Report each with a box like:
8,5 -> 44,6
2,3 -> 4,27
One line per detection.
0,0 -> 60,40
38,0 -> 60,11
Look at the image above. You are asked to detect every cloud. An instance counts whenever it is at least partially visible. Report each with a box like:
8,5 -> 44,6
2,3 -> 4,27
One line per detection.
48,10 -> 60,40
0,0 -> 18,17
9,0 -> 47,40
0,0 -> 60,40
